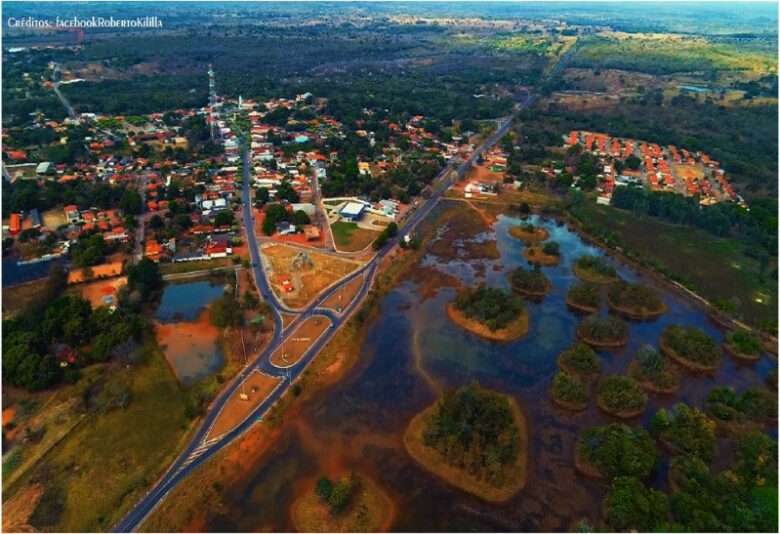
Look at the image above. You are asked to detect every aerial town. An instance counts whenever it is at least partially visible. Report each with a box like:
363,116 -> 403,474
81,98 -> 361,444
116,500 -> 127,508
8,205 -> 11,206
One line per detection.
1,3 -> 777,534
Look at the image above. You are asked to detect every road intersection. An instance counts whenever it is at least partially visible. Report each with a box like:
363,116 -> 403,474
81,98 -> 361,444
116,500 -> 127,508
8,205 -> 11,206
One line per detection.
113,112 -> 517,533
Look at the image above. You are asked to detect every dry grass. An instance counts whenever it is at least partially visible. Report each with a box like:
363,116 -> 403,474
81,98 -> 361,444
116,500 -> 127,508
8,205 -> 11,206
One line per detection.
270,315 -> 332,367
206,371 -> 283,440
261,243 -> 360,308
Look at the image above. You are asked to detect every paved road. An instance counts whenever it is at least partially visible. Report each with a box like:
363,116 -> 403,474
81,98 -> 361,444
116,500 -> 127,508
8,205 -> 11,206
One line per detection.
113,108 -> 522,533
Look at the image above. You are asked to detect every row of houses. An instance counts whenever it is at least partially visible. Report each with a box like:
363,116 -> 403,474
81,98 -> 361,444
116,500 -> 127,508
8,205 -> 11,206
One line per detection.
565,130 -> 741,206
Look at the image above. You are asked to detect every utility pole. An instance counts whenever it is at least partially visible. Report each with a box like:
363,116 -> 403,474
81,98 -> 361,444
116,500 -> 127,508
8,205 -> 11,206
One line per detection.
208,64 -> 217,141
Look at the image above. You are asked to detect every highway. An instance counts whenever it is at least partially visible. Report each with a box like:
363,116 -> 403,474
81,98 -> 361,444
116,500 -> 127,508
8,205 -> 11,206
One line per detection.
113,109 -> 519,533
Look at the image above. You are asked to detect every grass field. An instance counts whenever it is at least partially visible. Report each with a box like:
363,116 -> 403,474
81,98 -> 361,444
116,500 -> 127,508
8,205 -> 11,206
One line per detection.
570,202 -> 777,328
3,340 -> 194,532
571,33 -> 778,75
331,221 -> 378,252
159,257 -> 234,276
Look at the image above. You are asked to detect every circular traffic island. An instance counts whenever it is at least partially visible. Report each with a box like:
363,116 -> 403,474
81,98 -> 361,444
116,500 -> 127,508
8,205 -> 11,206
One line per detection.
596,375 -> 647,418
509,266 -> 551,299
508,223 -> 549,243
291,473 -> 394,532
523,241 -> 561,266
628,345 -> 680,394
577,315 -> 629,348
575,423 -> 657,480
723,329 -> 763,363
566,282 -> 600,314
557,343 -> 602,382
607,282 -> 666,320
659,325 -> 722,372
403,383 -> 528,502
447,285 -> 529,342
650,403 -> 716,462
573,255 -> 620,284
550,371 -> 589,411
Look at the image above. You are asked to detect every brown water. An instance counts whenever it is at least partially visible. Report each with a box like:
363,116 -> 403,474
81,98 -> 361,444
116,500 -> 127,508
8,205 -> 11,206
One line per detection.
202,211 -> 776,532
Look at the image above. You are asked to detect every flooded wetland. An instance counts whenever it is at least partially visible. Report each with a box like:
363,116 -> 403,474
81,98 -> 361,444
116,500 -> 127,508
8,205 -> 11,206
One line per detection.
190,200 -> 775,532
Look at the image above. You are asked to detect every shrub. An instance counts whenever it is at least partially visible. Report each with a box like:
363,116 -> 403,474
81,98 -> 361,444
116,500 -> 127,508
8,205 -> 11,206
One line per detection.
542,241 -> 560,256
551,371 -> 588,406
725,329 -> 762,357
557,343 -> 601,380
651,403 -> 716,462
604,476 -> 669,531
575,255 -> 617,278
597,375 -> 647,415
661,325 -> 721,368
567,282 -> 599,310
509,266 -> 549,295
577,315 -> 628,344
608,281 -> 664,313
577,423 -> 657,479
629,345 -> 679,391
453,285 -> 524,331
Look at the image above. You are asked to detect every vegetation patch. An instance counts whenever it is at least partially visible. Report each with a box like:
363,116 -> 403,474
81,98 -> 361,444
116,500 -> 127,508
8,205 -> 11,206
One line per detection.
557,343 -> 601,382
723,329 -> 763,362
651,403 -> 716,462
660,325 -> 722,372
576,423 -> 657,479
576,314 -> 629,348
509,266 -> 550,298
291,473 -> 394,532
508,223 -> 549,243
573,255 -> 619,284
666,432 -> 777,532
628,345 -> 680,394
596,375 -> 647,418
550,371 -> 588,411
607,281 -> 667,320
403,383 -> 527,502
705,386 -> 777,433
523,242 -> 561,266
448,286 -> 528,342
603,476 -> 669,532
566,282 -> 600,313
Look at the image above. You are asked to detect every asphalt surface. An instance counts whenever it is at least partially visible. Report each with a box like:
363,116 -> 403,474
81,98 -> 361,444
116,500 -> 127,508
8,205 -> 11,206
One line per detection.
113,112 -> 518,533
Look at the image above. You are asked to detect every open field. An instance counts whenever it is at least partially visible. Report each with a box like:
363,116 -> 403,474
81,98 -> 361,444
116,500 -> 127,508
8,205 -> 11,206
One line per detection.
76,276 -> 127,308
159,257 -> 234,276
331,221 -> 378,252
2,281 -> 48,319
2,340 -> 193,532
206,371 -> 283,440
570,202 -> 777,327
321,273 -> 364,313
42,209 -> 67,231
570,33 -> 778,75
261,243 -> 361,308
67,261 -> 124,285
270,315 -> 332,367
